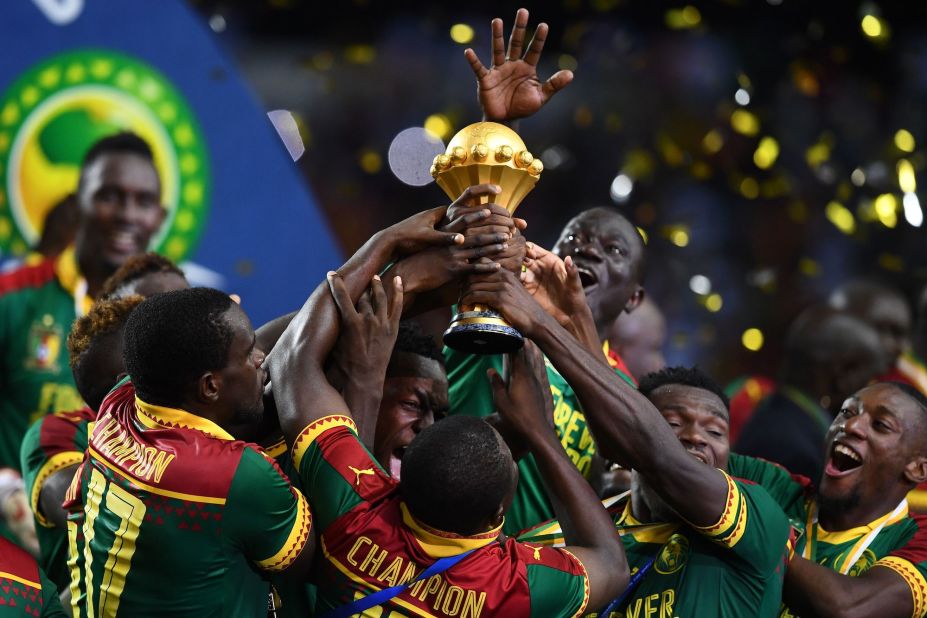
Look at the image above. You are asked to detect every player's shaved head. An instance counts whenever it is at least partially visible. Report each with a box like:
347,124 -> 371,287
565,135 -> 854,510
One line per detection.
400,416 -> 516,535
782,305 -> 884,412
123,288 -> 235,407
829,279 -> 911,364
100,252 -> 188,300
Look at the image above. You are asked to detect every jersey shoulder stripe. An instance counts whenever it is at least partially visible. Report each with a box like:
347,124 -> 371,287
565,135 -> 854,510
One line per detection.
0,258 -> 56,296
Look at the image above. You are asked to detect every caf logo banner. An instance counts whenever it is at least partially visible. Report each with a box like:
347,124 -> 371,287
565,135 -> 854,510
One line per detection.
0,50 -> 209,260
0,1 -> 342,325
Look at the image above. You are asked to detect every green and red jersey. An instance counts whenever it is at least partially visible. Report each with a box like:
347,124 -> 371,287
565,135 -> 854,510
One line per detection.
444,342 -> 636,536
0,248 -> 90,470
519,470 -> 791,617
0,536 -> 67,617
63,380 -> 311,617
295,414 -> 591,618
19,407 -> 96,590
728,454 -> 927,617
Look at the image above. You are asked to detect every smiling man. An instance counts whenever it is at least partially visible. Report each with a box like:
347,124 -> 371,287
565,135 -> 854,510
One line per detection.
467,266 -> 792,616
727,382 -> 927,617
0,132 -> 166,471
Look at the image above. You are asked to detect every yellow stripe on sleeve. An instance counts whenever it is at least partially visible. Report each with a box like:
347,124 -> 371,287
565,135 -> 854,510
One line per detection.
875,556 -> 927,618
30,451 -> 84,527
291,415 -> 357,471
690,470 -> 749,548
256,489 -> 312,572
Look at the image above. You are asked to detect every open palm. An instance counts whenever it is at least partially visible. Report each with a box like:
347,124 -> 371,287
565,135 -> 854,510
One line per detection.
465,9 -> 574,122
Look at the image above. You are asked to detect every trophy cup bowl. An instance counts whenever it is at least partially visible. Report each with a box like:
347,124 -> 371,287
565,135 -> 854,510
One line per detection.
431,122 -> 543,354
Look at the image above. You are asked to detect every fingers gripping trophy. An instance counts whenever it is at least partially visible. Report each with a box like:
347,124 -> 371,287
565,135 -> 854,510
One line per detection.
430,122 -> 542,354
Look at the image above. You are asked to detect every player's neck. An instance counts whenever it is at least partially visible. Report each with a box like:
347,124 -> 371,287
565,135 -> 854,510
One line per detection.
817,493 -> 907,531
75,246 -> 112,299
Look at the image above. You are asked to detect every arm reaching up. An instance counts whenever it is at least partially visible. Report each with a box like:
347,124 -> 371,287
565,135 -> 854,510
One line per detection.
489,342 -> 627,610
466,8 -> 574,123
267,206 -> 458,444
463,268 -> 729,527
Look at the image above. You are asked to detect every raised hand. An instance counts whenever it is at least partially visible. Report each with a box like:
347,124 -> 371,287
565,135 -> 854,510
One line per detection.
384,207 -> 464,258
464,8 -> 574,122
328,274 -> 404,443
521,243 -> 588,325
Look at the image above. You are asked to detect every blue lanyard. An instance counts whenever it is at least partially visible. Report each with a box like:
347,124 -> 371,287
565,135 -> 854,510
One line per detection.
318,549 -> 476,618
598,555 -> 656,617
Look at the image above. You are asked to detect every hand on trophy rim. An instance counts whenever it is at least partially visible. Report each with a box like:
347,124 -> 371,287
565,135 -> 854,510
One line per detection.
384,206 -> 466,258
464,8 -> 574,122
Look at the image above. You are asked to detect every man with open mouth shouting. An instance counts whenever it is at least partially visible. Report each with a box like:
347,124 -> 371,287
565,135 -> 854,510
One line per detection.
729,381 -> 927,617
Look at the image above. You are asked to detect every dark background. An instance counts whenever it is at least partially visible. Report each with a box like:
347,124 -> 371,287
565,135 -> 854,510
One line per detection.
190,0 -> 927,383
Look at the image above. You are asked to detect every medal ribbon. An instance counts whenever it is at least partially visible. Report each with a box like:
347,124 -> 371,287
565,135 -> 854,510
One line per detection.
802,499 -> 908,574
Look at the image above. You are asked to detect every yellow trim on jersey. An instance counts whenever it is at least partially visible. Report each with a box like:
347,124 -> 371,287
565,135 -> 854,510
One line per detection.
907,488 -> 927,513
264,438 -> 287,459
292,415 -> 357,470
0,571 -> 41,590
810,501 -> 910,547
321,536 -> 440,618
560,548 -> 591,618
875,556 -> 927,618
257,490 -> 312,572
135,397 -> 234,441
87,448 -> 227,505
400,502 -> 501,558
690,470 -> 749,548
54,246 -> 93,315
616,503 -> 678,545
30,450 -> 84,527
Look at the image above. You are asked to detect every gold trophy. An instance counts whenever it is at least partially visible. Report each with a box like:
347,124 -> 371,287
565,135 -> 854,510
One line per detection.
431,121 -> 543,354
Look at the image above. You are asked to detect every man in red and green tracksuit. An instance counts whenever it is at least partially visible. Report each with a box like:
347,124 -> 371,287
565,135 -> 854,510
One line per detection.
0,131 -> 166,471
726,381 -> 927,617
64,289 -> 312,616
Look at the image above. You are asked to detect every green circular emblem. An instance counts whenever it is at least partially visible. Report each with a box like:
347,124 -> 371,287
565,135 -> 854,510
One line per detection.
654,533 -> 690,574
0,49 -> 210,260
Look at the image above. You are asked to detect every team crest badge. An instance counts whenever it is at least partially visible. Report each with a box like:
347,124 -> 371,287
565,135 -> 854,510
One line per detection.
845,549 -> 877,577
654,533 -> 690,574
0,49 -> 210,261
25,314 -> 61,371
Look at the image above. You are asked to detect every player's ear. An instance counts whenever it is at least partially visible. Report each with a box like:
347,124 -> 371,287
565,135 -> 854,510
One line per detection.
623,286 -> 644,314
198,371 -> 221,403
904,456 -> 927,485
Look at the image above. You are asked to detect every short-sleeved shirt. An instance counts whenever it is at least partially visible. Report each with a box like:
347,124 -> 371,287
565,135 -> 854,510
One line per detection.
0,248 -> 89,470
63,380 -> 311,617
20,406 -> 96,590
295,414 -> 591,617
728,453 -> 927,617
0,536 -> 68,617
445,343 -> 635,536
519,470 -> 791,617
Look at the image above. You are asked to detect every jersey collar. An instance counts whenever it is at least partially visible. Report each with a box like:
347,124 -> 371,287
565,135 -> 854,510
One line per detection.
135,397 -> 235,442
810,498 -> 909,544
399,502 -> 502,558
616,501 -> 679,544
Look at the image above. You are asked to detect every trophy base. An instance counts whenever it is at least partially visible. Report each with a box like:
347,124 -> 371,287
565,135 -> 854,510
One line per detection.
443,310 -> 524,355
